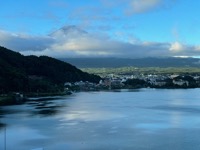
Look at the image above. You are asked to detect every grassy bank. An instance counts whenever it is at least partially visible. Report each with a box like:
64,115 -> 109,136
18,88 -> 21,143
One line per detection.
82,67 -> 200,76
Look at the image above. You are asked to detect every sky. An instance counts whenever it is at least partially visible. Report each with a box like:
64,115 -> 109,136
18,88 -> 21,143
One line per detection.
0,0 -> 200,58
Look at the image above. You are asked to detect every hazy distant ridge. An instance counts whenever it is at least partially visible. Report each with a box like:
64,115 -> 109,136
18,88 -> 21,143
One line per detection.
61,57 -> 200,68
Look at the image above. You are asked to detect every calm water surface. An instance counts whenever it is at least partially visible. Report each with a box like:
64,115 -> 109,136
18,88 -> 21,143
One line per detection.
1,88 -> 200,150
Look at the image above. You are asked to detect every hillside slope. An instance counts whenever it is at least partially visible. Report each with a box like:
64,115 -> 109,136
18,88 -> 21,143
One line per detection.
0,46 -> 101,93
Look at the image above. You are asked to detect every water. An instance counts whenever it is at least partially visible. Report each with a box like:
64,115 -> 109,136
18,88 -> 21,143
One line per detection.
1,88 -> 200,150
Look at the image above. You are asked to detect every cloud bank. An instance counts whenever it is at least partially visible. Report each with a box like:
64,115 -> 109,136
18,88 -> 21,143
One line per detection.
0,30 -> 54,52
0,26 -> 199,58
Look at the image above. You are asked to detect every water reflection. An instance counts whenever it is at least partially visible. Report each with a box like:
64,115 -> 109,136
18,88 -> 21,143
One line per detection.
32,109 -> 59,116
150,105 -> 200,113
0,122 -> 6,130
112,89 -> 141,92
29,101 -> 67,117
0,108 -> 23,116
28,96 -> 63,101
62,110 -> 123,122
1,89 -> 200,149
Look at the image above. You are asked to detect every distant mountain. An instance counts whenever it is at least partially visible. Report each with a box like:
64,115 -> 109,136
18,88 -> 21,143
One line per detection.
0,46 -> 101,93
60,57 -> 200,68
49,25 -> 87,37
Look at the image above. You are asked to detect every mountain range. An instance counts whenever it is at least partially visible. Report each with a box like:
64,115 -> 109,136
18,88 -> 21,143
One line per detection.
49,25 -> 88,37
61,57 -> 200,68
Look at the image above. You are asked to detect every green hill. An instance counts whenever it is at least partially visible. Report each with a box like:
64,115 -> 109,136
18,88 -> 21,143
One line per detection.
0,46 -> 101,94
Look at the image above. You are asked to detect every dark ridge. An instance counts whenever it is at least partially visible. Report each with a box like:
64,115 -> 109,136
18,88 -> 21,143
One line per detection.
0,46 -> 101,94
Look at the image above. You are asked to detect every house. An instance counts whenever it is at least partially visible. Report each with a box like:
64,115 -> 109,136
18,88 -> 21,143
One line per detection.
173,79 -> 189,86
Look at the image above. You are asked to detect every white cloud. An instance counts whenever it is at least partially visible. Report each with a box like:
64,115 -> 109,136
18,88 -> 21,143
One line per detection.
169,41 -> 185,52
195,46 -> 200,51
128,0 -> 162,14
0,26 -> 200,58
0,30 -> 54,52
101,0 -> 175,15
101,0 -> 177,15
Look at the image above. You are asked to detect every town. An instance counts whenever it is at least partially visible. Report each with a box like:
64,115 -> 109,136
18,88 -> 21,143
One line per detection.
64,73 -> 200,92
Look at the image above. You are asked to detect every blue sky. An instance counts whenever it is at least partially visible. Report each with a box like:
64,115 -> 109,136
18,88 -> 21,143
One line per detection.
0,0 -> 200,58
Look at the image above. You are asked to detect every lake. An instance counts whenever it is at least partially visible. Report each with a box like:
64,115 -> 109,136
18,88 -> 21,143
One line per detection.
1,88 -> 200,150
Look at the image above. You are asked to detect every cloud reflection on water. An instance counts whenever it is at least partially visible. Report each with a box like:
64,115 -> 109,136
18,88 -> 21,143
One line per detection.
62,110 -> 124,122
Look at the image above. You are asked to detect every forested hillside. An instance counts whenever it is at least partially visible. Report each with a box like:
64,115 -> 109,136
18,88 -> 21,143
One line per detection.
0,46 -> 101,93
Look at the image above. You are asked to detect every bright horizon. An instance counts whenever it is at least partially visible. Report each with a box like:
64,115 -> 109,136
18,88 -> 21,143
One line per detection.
0,0 -> 200,58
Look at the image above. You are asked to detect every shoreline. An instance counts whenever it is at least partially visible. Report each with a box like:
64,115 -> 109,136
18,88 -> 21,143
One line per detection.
0,87 -> 199,106
0,91 -> 72,106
